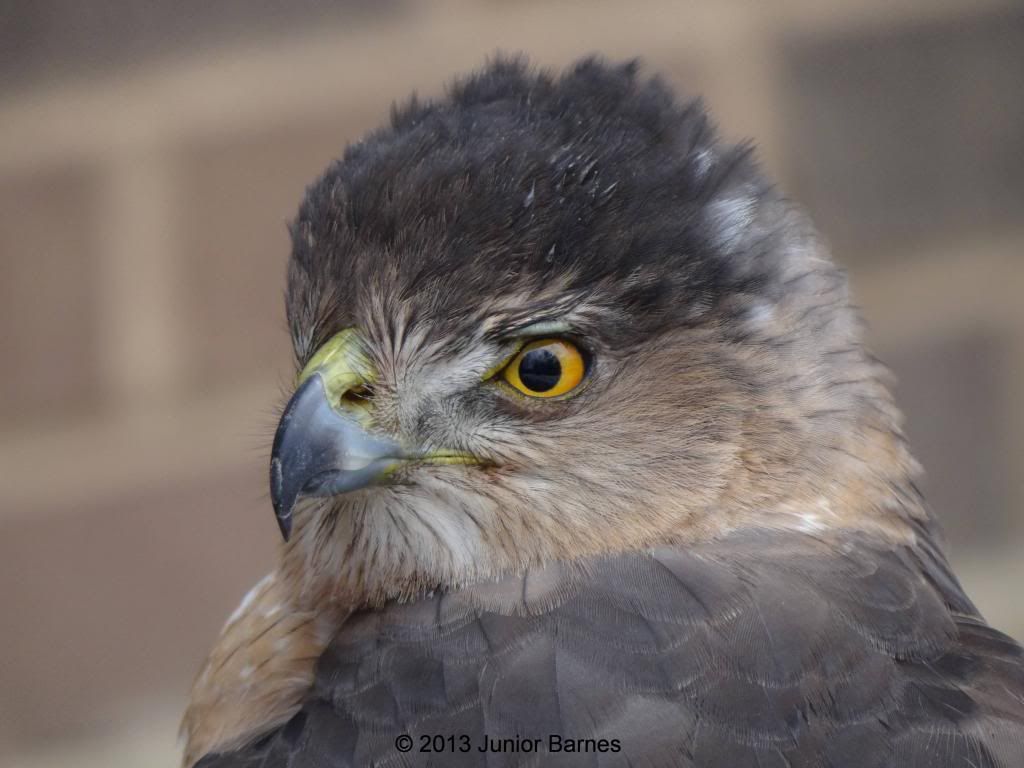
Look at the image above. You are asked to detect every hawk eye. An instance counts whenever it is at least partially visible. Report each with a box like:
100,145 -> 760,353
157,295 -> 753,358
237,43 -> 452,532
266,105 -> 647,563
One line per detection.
502,339 -> 586,398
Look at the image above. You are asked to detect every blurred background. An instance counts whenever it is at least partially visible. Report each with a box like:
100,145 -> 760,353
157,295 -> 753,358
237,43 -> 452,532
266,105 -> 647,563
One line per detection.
1,0 -> 1022,765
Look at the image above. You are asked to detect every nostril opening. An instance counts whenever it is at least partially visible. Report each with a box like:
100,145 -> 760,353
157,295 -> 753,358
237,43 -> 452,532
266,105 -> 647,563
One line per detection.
340,385 -> 372,407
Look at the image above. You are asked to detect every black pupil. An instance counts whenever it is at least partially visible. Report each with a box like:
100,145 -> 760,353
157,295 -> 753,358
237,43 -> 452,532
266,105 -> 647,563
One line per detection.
518,347 -> 562,392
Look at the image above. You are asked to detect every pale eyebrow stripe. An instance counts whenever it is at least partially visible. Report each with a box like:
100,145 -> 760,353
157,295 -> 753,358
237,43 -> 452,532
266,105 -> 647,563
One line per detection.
503,319 -> 574,339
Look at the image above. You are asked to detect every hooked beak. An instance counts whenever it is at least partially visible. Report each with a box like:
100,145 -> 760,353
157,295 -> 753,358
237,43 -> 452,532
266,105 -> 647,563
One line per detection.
269,328 -> 477,541
269,371 -> 407,541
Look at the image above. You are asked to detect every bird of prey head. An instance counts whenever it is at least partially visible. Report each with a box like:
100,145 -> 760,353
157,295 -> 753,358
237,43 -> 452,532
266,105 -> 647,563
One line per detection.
183,58 -> 1023,768
270,57 -> 908,606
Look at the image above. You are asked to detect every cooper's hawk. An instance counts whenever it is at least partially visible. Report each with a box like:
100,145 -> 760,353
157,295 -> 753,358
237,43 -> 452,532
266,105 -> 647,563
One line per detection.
182,58 -> 1024,767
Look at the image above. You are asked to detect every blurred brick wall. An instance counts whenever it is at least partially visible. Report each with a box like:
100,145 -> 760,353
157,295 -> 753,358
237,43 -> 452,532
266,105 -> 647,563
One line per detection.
1,1 -> 1022,764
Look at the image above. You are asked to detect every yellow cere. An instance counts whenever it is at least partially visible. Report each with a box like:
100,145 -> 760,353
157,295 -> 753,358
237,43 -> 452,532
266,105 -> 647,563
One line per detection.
296,328 -> 376,408
502,339 -> 586,398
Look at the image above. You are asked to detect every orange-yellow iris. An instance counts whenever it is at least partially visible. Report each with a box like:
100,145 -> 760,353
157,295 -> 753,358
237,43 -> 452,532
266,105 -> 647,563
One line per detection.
502,339 -> 586,398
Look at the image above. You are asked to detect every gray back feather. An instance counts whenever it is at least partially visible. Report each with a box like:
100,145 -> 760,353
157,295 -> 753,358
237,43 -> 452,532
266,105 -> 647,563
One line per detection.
199,529 -> 1024,767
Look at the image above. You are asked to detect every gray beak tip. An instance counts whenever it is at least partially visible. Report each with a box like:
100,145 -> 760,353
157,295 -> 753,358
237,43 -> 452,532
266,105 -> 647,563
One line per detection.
275,512 -> 293,542
269,455 -> 294,541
